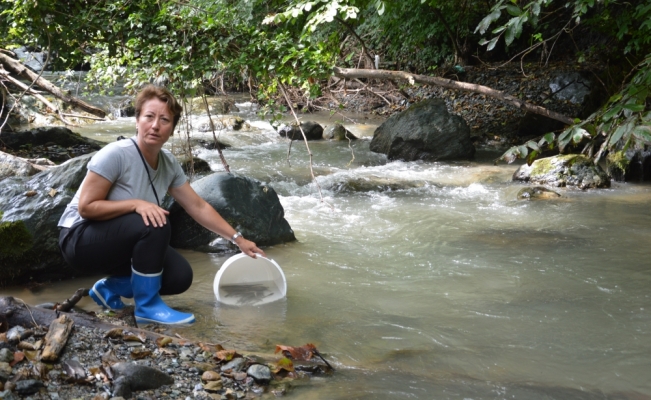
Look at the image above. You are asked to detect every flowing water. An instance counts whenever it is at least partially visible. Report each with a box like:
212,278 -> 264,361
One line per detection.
5,92 -> 651,399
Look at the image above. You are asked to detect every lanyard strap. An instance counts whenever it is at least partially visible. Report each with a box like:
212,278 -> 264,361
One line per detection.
130,138 -> 160,206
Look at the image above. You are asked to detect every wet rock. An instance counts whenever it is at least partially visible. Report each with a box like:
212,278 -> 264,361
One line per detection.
323,123 -> 357,141
278,121 -> 324,141
517,186 -> 561,200
549,72 -> 593,105
247,365 -> 271,383
14,379 -> 44,395
606,149 -> 651,182
220,357 -> 246,373
512,154 -> 610,189
168,172 -> 296,251
0,153 -> 93,285
110,362 -> 174,399
333,176 -> 428,193
0,349 -> 13,363
0,362 -> 12,379
370,98 -> 475,161
0,126 -> 104,156
0,389 -> 19,400
0,151 -> 42,179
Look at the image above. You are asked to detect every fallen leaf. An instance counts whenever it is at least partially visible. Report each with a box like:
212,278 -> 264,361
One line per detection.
272,357 -> 294,374
130,348 -> 152,359
275,343 -> 317,361
214,350 -> 241,362
156,337 -> 173,348
48,188 -> 57,197
10,351 -> 25,367
103,328 -> 123,339
25,190 -> 37,197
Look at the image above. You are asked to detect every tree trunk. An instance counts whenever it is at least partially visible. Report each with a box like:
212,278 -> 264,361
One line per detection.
332,67 -> 576,126
0,53 -> 106,118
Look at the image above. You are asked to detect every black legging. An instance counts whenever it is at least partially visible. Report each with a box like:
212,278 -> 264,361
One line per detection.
59,213 -> 192,295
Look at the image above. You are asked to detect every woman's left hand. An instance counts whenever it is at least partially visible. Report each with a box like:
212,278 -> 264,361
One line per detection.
234,237 -> 266,258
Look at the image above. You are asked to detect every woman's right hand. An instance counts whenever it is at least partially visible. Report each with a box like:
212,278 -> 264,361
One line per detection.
134,199 -> 170,228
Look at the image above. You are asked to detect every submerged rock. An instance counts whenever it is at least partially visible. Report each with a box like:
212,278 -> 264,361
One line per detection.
512,154 -> 610,189
517,186 -> 561,200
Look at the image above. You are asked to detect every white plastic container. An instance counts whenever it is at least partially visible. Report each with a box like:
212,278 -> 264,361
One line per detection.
213,253 -> 287,306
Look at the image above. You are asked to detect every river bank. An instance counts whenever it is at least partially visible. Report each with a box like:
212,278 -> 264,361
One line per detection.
3,61 -> 650,400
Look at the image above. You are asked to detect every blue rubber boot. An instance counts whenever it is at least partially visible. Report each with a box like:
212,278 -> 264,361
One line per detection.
131,269 -> 195,325
89,276 -> 133,311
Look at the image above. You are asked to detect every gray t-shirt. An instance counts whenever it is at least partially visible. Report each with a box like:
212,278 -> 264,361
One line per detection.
58,137 -> 187,228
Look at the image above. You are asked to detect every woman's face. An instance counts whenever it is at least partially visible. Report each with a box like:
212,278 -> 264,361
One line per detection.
136,98 -> 174,148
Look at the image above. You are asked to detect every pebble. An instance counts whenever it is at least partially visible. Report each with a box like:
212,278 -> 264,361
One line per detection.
0,323 -> 331,399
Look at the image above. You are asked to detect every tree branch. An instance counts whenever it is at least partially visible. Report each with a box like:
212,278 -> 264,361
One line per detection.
333,67 -> 576,125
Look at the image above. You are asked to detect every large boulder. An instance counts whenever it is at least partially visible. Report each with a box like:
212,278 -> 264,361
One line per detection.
0,153 -> 295,286
369,98 -> 475,161
0,154 -> 92,285
513,154 -> 610,189
168,173 -> 296,252
277,121 -> 324,141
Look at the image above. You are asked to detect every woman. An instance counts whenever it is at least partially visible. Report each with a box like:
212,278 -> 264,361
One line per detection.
58,85 -> 264,325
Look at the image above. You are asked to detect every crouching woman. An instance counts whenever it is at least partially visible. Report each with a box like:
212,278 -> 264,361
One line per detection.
58,84 -> 264,325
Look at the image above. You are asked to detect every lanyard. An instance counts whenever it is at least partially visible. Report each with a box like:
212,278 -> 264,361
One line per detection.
130,138 -> 160,206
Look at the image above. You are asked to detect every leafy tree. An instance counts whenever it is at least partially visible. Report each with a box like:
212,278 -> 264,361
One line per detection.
474,0 -> 651,167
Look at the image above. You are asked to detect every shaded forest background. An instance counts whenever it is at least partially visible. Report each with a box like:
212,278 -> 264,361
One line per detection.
1,0 -> 650,165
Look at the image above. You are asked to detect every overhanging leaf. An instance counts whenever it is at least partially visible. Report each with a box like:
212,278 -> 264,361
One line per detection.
632,125 -> 651,144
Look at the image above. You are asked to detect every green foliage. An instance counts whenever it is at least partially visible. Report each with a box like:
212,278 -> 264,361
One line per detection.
498,53 -> 651,166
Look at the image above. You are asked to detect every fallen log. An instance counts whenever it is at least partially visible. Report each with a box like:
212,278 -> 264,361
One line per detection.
0,52 -> 106,118
0,296 -> 178,344
333,66 -> 576,126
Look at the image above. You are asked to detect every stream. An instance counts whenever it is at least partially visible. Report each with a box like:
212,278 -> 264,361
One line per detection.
4,86 -> 651,399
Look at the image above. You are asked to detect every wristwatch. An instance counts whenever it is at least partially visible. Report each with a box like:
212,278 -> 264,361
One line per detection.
230,232 -> 243,243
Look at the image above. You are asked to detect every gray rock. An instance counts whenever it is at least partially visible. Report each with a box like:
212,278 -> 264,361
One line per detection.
168,173 -> 295,252
221,357 -> 246,373
0,153 -> 93,285
278,121 -> 323,141
111,362 -> 174,399
513,154 -> 610,189
606,148 -> 651,182
323,123 -> 357,141
14,379 -> 45,395
369,98 -> 475,161
0,152 -> 41,179
0,390 -> 20,400
0,348 -> 13,363
517,186 -> 561,200
246,365 -> 271,383
549,72 -> 593,105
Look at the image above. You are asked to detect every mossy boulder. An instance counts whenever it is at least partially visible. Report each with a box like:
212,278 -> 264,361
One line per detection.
512,154 -> 610,189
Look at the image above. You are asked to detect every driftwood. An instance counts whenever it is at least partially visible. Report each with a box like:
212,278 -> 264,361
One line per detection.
0,296 -> 179,344
40,313 -> 74,362
0,52 -> 106,118
333,66 -> 575,125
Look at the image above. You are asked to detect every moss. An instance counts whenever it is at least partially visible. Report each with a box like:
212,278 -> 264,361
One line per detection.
606,150 -> 630,173
530,154 -> 586,176
0,218 -> 33,258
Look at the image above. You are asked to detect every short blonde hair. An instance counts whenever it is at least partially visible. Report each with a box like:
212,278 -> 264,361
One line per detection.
134,85 -> 183,129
